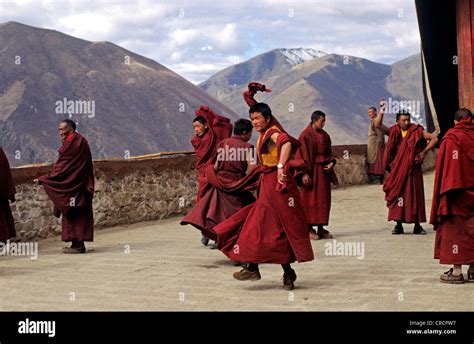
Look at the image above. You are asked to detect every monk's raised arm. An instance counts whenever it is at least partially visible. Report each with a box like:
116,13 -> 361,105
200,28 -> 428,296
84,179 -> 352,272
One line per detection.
374,101 -> 390,135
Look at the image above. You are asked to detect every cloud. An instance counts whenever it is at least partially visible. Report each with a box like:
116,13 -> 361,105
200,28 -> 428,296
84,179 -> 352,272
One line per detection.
0,0 -> 421,83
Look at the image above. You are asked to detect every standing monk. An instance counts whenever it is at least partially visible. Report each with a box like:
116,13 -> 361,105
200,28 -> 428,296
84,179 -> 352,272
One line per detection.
35,119 -> 94,253
431,108 -> 474,284
383,111 -> 438,235
296,110 -> 338,241
181,119 -> 255,249
213,82 -> 314,290
190,106 -> 232,246
0,147 -> 16,242
367,100 -> 389,184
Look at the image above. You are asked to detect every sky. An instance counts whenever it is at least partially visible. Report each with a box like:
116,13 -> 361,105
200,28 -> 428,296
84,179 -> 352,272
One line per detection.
0,0 -> 421,84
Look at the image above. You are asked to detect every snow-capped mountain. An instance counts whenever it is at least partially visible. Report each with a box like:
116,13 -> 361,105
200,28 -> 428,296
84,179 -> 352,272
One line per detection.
200,50 -> 424,145
278,48 -> 325,66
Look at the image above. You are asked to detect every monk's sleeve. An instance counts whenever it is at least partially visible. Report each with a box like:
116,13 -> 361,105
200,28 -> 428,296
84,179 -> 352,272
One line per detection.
243,90 -> 257,107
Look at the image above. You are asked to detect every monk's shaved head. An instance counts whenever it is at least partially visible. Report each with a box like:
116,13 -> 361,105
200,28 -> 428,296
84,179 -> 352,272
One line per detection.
454,108 -> 472,121
60,119 -> 76,131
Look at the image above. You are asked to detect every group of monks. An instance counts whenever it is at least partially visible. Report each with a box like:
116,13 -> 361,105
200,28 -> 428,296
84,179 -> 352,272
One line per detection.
181,82 -> 474,288
0,81 -> 472,288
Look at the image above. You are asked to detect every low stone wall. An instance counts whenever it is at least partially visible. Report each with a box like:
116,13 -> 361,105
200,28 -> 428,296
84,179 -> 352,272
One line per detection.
11,154 -> 197,240
9,145 -> 438,241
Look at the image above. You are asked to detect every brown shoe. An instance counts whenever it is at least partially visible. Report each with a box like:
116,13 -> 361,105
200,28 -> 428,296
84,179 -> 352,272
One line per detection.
440,268 -> 465,284
233,267 -> 261,281
62,246 -> 86,254
309,228 -> 320,240
318,228 -> 333,239
282,269 -> 297,290
467,270 -> 474,283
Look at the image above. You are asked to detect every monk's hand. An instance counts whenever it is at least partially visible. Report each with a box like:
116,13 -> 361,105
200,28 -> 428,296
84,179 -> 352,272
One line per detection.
248,82 -> 271,93
277,168 -> 287,184
323,162 -> 334,171
416,151 -> 426,163
302,173 -> 312,187
380,99 -> 386,110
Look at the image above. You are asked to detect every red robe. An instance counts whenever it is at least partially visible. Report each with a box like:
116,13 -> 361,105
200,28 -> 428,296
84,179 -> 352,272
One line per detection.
431,119 -> 474,264
191,106 -> 232,201
383,124 -> 427,223
213,89 -> 314,264
0,148 -> 16,241
296,124 -> 338,226
37,132 -> 95,242
181,136 -> 255,237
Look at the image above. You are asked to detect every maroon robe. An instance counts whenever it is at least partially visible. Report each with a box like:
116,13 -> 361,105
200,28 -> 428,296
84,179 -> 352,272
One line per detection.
212,88 -> 314,264
431,119 -> 474,264
181,136 -> 255,237
0,147 -> 16,240
383,124 -> 427,223
191,106 -> 232,201
37,132 -> 94,242
296,124 -> 338,226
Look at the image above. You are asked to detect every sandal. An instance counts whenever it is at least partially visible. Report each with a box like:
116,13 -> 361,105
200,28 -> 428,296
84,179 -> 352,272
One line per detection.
440,268 -> 464,284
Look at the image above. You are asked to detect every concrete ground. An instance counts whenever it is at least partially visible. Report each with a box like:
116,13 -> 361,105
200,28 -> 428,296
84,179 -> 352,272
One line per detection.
0,171 -> 472,311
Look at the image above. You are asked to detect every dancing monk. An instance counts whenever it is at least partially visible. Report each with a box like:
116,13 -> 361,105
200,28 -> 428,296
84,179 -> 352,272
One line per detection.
367,100 -> 389,184
382,111 -> 437,235
296,110 -> 338,240
213,82 -> 314,290
431,108 -> 474,284
190,105 -> 232,246
35,119 -> 95,253
181,119 -> 255,245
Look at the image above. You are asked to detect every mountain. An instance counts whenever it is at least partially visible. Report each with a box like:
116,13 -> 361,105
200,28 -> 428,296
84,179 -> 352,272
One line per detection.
200,48 -> 424,144
0,21 -> 239,166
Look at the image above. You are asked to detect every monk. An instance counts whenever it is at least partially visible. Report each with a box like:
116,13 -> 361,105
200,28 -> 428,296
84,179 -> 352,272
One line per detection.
367,100 -> 389,184
190,106 -> 232,246
382,110 -> 438,235
296,110 -> 338,241
0,147 -> 16,242
431,108 -> 474,284
35,119 -> 94,253
213,82 -> 314,290
181,119 -> 255,251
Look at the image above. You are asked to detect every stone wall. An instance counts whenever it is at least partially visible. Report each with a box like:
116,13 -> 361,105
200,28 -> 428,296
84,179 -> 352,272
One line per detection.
9,145 -> 438,241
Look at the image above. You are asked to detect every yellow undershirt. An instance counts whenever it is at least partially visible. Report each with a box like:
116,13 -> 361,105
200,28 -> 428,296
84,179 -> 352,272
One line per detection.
257,125 -> 280,167
401,129 -> 408,138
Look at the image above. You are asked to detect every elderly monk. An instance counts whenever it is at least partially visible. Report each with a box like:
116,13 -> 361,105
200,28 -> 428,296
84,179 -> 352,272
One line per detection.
190,106 -> 232,247
0,147 -> 16,242
383,110 -> 438,235
431,108 -> 474,284
296,110 -> 338,240
181,119 -> 255,251
367,100 -> 390,184
35,119 -> 94,253
213,82 -> 314,290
